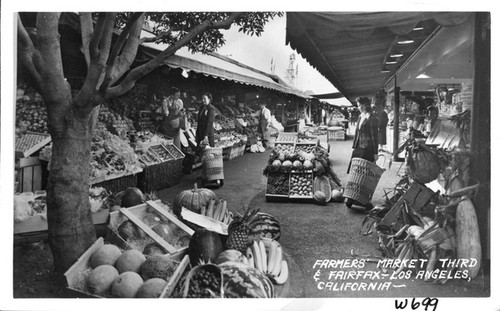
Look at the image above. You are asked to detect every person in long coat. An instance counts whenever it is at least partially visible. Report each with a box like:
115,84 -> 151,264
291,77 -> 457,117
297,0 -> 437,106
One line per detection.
196,93 -> 215,152
346,97 -> 379,210
258,102 -> 272,148
377,105 -> 389,151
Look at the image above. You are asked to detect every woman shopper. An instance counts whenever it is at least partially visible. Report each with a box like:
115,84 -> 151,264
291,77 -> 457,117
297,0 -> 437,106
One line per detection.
346,96 -> 379,211
196,92 -> 216,151
160,87 -> 184,149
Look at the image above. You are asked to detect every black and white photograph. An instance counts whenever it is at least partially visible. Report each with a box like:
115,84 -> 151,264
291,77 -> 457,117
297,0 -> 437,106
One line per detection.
1,1 -> 497,310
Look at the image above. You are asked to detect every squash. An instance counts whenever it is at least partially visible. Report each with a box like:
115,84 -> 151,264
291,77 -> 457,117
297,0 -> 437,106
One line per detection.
455,197 -> 482,279
313,176 -> 332,202
173,183 -> 217,218
331,188 -> 343,202
188,228 -> 223,266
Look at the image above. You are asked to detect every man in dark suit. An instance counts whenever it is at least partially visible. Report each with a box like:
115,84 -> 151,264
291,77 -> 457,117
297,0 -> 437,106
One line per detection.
196,92 -> 215,152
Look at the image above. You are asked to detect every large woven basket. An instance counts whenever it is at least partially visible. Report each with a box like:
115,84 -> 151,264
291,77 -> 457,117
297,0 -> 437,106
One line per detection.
344,158 -> 385,205
201,147 -> 224,181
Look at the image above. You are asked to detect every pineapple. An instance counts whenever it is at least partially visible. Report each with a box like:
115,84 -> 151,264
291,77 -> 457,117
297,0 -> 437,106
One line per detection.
225,205 -> 260,253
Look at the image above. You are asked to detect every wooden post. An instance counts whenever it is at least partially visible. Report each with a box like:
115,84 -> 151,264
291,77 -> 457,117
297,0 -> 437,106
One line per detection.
393,81 -> 401,161
470,12 -> 491,272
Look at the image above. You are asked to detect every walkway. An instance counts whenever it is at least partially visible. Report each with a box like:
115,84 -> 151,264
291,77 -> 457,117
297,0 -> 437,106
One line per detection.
157,130 -> 488,298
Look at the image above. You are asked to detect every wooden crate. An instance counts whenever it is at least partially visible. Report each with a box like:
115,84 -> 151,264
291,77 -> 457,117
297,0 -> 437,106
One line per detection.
64,236 -> 191,298
15,157 -> 45,193
107,200 -> 194,260
265,172 -> 290,200
327,127 -> 345,141
289,171 -> 314,199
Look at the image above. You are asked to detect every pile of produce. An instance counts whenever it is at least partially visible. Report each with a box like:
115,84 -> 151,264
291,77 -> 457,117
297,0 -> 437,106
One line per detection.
90,129 -> 142,180
78,244 -> 179,298
266,173 -> 290,196
16,93 -> 49,134
289,172 -> 314,198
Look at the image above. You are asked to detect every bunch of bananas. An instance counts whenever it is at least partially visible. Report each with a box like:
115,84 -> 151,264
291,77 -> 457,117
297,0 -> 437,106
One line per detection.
200,198 -> 233,225
245,237 -> 289,285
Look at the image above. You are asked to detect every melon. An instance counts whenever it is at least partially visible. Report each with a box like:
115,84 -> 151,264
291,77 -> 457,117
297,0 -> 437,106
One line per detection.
331,189 -> 343,202
292,160 -> 303,170
271,160 -> 282,168
115,249 -> 147,274
111,271 -> 144,298
136,278 -> 168,298
188,228 -> 223,266
313,191 -> 327,205
303,160 -> 313,170
117,220 -> 146,241
282,160 -> 293,168
249,212 -> 281,241
140,255 -> 178,281
219,261 -> 274,298
142,243 -> 167,256
151,223 -> 176,244
86,264 -> 119,296
120,187 -> 145,207
90,244 -> 122,268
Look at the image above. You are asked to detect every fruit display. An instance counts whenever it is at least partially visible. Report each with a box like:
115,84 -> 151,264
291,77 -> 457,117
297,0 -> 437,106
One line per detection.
16,99 -> 49,133
225,205 -> 260,253
73,242 -> 181,298
137,149 -> 162,166
219,261 -> 275,298
90,129 -> 142,180
294,143 -> 316,153
289,172 -> 314,198
250,212 -> 282,241
188,228 -> 223,266
265,173 -> 290,196
163,144 -> 184,159
273,143 -> 295,154
244,238 -> 289,285
149,144 -> 174,162
184,264 -> 222,298
198,198 -> 234,225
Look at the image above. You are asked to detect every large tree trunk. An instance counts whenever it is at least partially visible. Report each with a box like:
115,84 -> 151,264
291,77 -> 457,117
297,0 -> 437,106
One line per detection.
46,104 -> 99,275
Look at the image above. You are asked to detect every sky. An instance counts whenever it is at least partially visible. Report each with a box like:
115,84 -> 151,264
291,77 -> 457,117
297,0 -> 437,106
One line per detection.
216,15 -> 339,96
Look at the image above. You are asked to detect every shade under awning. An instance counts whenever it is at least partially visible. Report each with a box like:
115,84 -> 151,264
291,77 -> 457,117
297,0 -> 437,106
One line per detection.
286,12 -> 472,101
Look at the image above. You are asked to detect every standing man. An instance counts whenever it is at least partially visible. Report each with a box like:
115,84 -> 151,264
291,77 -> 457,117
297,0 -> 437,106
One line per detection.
377,105 -> 389,151
160,87 -> 184,149
258,101 -> 272,148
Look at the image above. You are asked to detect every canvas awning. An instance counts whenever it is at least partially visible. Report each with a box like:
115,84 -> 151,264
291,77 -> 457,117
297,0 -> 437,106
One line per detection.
285,12 -> 472,101
139,44 -> 312,99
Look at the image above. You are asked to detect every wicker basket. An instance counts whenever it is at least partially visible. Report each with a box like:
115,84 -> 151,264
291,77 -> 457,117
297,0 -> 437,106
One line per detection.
92,173 -> 138,194
343,158 -> 385,205
201,147 -> 224,182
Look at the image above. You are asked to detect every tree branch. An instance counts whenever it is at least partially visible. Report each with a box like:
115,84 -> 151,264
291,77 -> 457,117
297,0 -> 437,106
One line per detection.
17,16 -> 43,90
105,12 -> 243,98
79,13 -> 93,68
140,29 -> 173,43
99,12 -> 143,93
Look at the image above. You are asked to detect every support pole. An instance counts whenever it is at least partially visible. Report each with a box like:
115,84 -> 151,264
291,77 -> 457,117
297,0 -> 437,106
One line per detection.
393,80 -> 401,161
469,12 -> 490,274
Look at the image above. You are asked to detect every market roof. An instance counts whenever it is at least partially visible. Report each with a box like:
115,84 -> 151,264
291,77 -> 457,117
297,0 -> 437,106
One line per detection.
139,43 -> 312,99
285,12 -> 472,101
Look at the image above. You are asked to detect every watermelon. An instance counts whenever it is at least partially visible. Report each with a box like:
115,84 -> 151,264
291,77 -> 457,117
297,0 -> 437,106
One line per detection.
313,191 -> 327,205
219,261 -> 275,298
292,160 -> 303,170
249,212 -> 281,241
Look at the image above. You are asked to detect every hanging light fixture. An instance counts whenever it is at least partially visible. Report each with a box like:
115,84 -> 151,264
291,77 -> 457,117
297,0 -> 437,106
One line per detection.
390,51 -> 404,58
397,35 -> 414,45
381,67 -> 390,73
413,22 -> 424,31
386,60 -> 398,65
